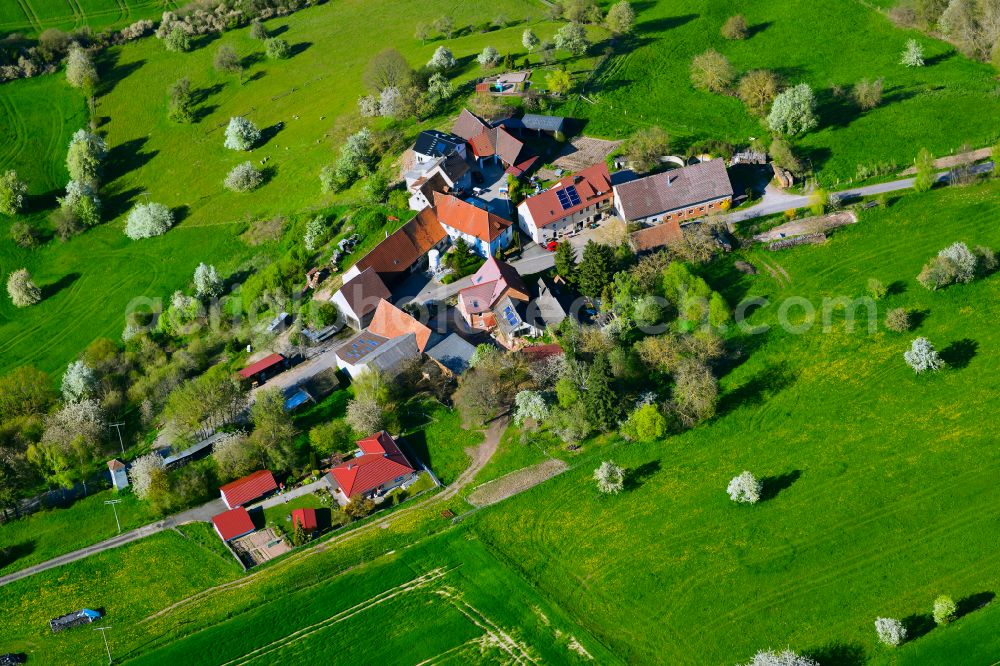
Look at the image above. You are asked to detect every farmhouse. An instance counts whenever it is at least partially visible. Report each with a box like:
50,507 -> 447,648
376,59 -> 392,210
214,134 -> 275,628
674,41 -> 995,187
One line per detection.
211,506 -> 256,542
452,108 -> 537,176
406,154 -> 471,211
342,208 -> 448,284
334,300 -> 430,378
458,257 -> 543,346
612,159 -> 734,226
517,163 -> 614,244
328,431 -> 418,500
331,267 -> 392,330
434,192 -> 514,258
219,470 -> 279,509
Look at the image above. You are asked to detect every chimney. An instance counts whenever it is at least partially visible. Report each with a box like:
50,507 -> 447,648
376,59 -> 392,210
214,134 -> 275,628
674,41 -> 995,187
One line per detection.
667,174 -> 673,186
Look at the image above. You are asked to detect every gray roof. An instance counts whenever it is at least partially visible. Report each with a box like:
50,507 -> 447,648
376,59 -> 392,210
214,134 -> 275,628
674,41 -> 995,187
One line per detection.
531,279 -> 568,328
335,330 -> 391,364
367,333 -> 421,375
520,114 -> 566,133
426,334 -> 477,374
613,159 -> 734,221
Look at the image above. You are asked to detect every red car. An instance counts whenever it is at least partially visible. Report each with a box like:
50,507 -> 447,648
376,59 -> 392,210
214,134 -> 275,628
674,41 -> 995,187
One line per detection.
545,240 -> 559,252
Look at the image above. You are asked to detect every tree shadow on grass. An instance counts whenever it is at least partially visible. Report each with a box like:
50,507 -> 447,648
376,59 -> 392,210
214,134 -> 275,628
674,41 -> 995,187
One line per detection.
95,50 -> 145,96
718,363 -> 797,415
289,41 -> 312,57
245,70 -> 266,83
105,137 -> 158,182
939,338 -> 977,369
902,612 -> 936,641
259,123 -> 284,145
0,540 -> 36,569
957,591 -> 994,618
760,470 -> 801,501
747,21 -> 773,39
887,280 -> 907,296
624,460 -> 661,491
42,272 -> 81,299
908,308 -> 929,329
102,186 -> 144,220
172,205 -> 191,226
192,82 -> 224,105
635,13 -> 698,34
804,641 -> 866,666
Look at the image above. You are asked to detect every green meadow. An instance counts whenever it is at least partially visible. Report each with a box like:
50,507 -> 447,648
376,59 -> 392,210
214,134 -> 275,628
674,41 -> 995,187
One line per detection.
561,0 -> 1000,185
0,0 -> 176,36
469,180 -> 1000,663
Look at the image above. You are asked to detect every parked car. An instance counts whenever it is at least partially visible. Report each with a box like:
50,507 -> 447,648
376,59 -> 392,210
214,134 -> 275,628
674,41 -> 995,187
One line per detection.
545,240 -> 559,252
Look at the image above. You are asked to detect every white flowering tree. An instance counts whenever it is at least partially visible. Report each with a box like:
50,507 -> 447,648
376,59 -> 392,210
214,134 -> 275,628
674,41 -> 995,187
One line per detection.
303,215 -> 327,251
213,431 -> 257,480
593,461 -> 625,494
427,46 -> 456,71
904,337 -> 944,373
224,116 -> 261,151
514,390 -> 549,426
901,39 -> 924,66
66,129 -> 107,188
193,262 -> 223,298
522,28 -> 540,52
6,268 -> 41,307
477,46 -> 500,68
428,73 -> 454,102
379,86 -> 402,117
875,617 -> 906,646
346,396 -> 384,435
0,170 -> 28,216
223,162 -> 263,192
727,470 -> 763,504
767,84 -> 818,135
59,180 -> 101,226
42,398 -> 105,451
742,649 -> 819,666
358,94 -> 381,117
125,202 -> 174,239
938,242 -> 977,283
61,360 -> 96,402
66,44 -> 98,90
129,452 -> 166,500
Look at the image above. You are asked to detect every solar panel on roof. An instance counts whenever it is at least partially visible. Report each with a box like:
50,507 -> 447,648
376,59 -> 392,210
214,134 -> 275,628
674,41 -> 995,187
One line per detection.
556,189 -> 572,210
566,185 -> 581,207
503,305 -> 519,327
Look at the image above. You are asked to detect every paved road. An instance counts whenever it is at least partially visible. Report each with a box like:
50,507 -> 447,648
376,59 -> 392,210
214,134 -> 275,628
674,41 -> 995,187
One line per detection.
726,162 -> 994,223
0,498 -> 227,588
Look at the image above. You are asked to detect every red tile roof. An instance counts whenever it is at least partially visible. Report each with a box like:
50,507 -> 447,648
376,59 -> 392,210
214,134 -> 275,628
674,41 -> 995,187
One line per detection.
452,109 -> 489,141
434,193 -> 512,243
238,353 -> 285,379
352,208 -> 447,279
629,219 -> 684,252
522,163 -> 613,228
291,508 -> 317,531
107,459 -> 126,472
329,431 -> 415,498
212,507 -> 255,541
458,257 -> 529,315
367,299 -> 433,352
219,470 -> 278,509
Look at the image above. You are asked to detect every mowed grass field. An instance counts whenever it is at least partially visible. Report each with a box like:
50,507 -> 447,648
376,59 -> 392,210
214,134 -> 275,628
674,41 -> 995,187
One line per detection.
565,0 -> 1000,185
467,180 -> 1000,664
0,0 -> 177,36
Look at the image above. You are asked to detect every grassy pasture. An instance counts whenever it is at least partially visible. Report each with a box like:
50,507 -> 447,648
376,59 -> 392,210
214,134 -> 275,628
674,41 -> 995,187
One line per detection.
0,488 -> 159,576
565,0 -> 1000,185
0,0 -> 177,36
468,181 -> 1000,664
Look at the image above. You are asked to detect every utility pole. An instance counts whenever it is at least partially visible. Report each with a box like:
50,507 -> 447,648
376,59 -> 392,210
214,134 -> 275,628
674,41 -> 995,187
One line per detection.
110,422 -> 126,456
93,626 -> 113,664
104,499 -> 122,534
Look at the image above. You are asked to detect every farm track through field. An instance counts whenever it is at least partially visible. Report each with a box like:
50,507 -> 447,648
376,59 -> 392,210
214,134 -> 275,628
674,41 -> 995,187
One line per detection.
0,94 -> 29,172
221,567 -> 454,666
14,0 -> 42,32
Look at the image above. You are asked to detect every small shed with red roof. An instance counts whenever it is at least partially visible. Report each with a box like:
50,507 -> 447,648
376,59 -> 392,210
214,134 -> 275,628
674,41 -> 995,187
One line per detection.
220,470 -> 278,509
291,508 -> 318,532
327,431 -> 417,499
212,507 -> 256,541
238,353 -> 287,385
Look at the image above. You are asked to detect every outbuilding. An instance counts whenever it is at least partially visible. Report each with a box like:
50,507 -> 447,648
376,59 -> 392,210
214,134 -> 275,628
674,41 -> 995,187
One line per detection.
211,507 -> 256,541
219,470 -> 278,509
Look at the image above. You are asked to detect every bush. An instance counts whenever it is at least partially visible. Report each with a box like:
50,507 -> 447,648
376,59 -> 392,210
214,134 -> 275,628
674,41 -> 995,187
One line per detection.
901,39 -> 925,66
932,594 -> 957,624
885,308 -> 911,332
721,14 -> 748,39
224,162 -> 264,192
727,471 -> 762,504
250,20 -> 268,40
164,26 -> 191,52
224,116 -> 261,151
124,202 -> 174,240
690,49 -> 735,93
875,617 -> 906,646
737,70 -> 780,116
51,206 -> 83,242
310,420 -> 353,455
853,77 -> 884,110
265,37 -> 290,59
917,241 -> 979,289
9,221 -> 41,248
867,277 -> 887,299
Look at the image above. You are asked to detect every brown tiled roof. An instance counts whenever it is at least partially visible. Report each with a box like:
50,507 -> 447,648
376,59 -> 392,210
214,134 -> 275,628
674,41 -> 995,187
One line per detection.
614,159 -> 734,221
458,257 -> 529,314
338,267 -> 391,318
354,209 -> 447,278
453,109 -> 489,141
434,193 -> 512,243
522,163 -> 612,228
630,220 -> 684,252
368,299 -> 433,352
